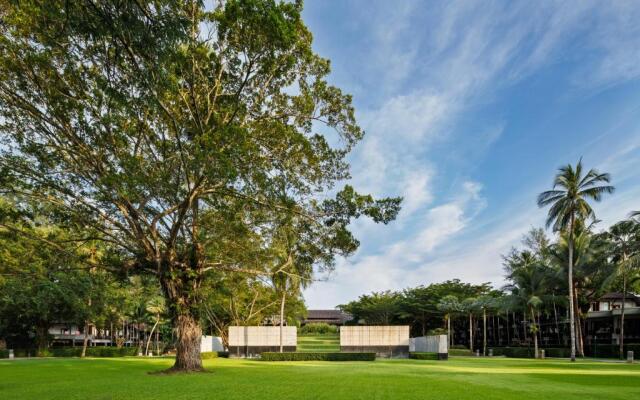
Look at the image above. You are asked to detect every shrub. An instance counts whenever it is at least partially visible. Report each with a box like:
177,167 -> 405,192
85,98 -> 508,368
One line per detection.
201,351 -> 229,359
409,352 -> 439,360
450,345 -> 468,350
0,349 -> 8,358
490,347 -> 572,358
299,323 -> 338,336
48,347 -> 138,357
449,348 -> 473,356
261,352 -> 375,361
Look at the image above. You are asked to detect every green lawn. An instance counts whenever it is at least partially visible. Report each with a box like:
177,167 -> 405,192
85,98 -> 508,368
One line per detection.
1,356 -> 639,399
297,334 -> 340,352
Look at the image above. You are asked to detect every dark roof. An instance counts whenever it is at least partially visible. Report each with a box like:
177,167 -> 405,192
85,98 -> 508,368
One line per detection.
305,309 -> 351,321
599,292 -> 640,303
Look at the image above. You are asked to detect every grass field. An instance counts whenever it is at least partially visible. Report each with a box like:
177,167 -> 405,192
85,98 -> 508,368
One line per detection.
1,356 -> 639,399
297,334 -> 340,352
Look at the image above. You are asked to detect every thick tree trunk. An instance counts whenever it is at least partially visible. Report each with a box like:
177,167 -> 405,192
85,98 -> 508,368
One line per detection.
568,216 -> 576,362
172,313 -> 203,371
279,291 -> 286,353
36,324 -> 49,356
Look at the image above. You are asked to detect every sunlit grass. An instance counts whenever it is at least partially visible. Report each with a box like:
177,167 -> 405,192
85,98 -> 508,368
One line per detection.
1,356 -> 639,399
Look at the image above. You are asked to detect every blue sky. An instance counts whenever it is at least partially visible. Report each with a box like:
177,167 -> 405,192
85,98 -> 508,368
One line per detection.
301,1 -> 640,308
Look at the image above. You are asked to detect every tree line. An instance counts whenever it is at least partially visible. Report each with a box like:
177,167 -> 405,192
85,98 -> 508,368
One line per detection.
341,161 -> 640,360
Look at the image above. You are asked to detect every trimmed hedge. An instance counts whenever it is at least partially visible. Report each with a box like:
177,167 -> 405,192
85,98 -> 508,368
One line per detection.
299,323 -> 338,336
201,351 -> 229,359
261,352 -> 375,361
409,352 -> 439,360
0,349 -> 8,358
449,348 -> 473,356
49,347 -> 139,357
585,344 -> 640,358
490,347 -> 572,358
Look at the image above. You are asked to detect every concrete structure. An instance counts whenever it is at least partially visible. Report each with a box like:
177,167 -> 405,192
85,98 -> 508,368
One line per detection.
200,335 -> 224,353
340,326 -> 410,358
301,310 -> 352,326
228,326 -> 297,357
409,334 -> 448,359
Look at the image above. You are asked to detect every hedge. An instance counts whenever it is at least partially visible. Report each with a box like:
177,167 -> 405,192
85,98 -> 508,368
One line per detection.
0,349 -> 8,358
585,344 -> 640,358
49,347 -> 139,357
409,352 -> 439,360
201,351 -> 229,359
490,347 -> 572,358
299,323 -> 338,336
449,348 -> 473,356
261,352 -> 375,361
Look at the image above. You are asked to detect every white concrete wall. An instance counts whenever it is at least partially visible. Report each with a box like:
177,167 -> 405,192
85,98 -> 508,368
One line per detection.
409,335 -> 448,353
340,326 -> 410,346
200,336 -> 224,352
228,326 -> 297,347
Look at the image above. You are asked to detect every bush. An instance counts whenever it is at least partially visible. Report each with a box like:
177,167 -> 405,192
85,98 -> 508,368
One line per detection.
299,323 -> 338,336
0,349 -> 8,358
490,347 -> 572,358
450,345 -> 468,350
449,348 -> 473,356
201,351 -> 229,359
586,343 -> 640,358
409,352 -> 439,360
48,347 -> 138,357
261,352 -> 375,361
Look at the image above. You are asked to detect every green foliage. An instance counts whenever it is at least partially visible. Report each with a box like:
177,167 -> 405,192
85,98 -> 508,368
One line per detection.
33,347 -> 138,358
449,348 -> 474,356
408,352 -> 440,360
299,323 -> 337,335
260,352 -> 375,361
200,351 -> 229,360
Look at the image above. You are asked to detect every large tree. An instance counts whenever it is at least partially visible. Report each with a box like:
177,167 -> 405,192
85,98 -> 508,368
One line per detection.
537,160 -> 614,361
0,0 -> 400,371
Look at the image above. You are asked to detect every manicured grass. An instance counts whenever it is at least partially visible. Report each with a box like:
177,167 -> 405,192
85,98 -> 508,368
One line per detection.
1,356 -> 639,399
297,334 -> 340,352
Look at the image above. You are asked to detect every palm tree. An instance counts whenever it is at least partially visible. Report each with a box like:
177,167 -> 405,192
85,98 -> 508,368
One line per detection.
505,251 -> 549,359
604,220 -> 640,359
461,297 -> 478,351
437,295 -> 462,348
145,296 -> 165,356
537,160 -> 614,361
473,295 -> 496,356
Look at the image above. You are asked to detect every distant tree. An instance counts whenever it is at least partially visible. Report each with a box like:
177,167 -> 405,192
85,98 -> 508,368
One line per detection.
538,160 -> 614,361
340,291 -> 402,325
603,220 -> 640,359
437,295 -> 462,347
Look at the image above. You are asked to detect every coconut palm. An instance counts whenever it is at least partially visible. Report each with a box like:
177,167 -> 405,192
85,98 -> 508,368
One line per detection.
537,160 -> 614,361
604,220 -> 640,359
437,295 -> 462,347
145,296 -> 165,356
504,251 -> 550,359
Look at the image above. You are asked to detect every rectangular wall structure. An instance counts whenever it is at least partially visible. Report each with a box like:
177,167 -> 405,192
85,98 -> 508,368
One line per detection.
340,326 -> 410,358
200,336 -> 224,353
409,335 -> 448,359
228,326 -> 297,357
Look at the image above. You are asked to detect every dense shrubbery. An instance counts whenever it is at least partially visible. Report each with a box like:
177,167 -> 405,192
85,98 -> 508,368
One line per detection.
449,348 -> 473,356
490,347 -> 573,358
409,352 -> 439,360
299,323 -> 338,336
261,352 -> 375,361
450,345 -> 468,350
48,347 -> 139,357
585,344 -> 640,358
0,349 -> 9,358
201,351 -> 229,359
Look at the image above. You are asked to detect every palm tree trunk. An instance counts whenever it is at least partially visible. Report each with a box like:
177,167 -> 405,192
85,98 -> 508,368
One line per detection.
469,313 -> 473,350
506,311 -> 511,346
447,315 -> 451,347
279,291 -> 286,353
145,316 -> 160,356
568,214 -> 576,362
620,269 -> 627,359
573,286 -> 584,357
483,308 -> 487,356
81,321 -> 90,358
553,296 -> 561,345
530,306 -> 538,358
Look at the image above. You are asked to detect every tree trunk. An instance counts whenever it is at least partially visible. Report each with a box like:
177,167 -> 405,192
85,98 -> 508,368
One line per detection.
483,308 -> 487,356
279,291 -> 286,353
81,321 -> 90,358
530,306 -> 538,359
620,271 -> 627,359
145,316 -> 160,356
172,313 -> 203,371
553,297 -> 561,345
469,313 -> 473,350
36,323 -> 49,356
573,286 -> 584,357
506,311 -> 510,346
568,214 -> 576,362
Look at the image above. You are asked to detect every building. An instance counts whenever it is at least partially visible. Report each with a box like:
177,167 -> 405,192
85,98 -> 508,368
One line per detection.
586,292 -> 640,346
301,310 -> 352,326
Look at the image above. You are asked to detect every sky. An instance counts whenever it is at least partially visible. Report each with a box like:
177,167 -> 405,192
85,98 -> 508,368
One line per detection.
300,1 -> 640,309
